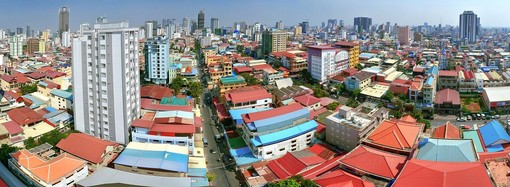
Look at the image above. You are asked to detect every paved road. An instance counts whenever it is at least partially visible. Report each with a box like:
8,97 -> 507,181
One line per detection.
430,114 -> 510,128
197,55 -> 240,187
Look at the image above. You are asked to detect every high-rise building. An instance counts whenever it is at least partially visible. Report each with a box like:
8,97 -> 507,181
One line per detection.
26,38 -> 40,55
398,26 -> 411,45
58,7 -> 70,37
354,17 -> 372,32
144,37 -> 169,85
459,11 -> 480,43
301,21 -> 309,34
0,30 -> 5,40
307,46 -> 337,82
61,31 -> 71,47
16,27 -> 23,35
8,35 -> 23,57
294,26 -> 302,37
26,26 -> 31,38
334,41 -> 360,68
72,21 -> 141,144
275,21 -> 284,30
162,19 -> 170,27
198,10 -> 205,30
261,30 -> 287,56
211,18 -> 219,31
327,19 -> 337,30
145,21 -> 154,39
182,17 -> 191,34
191,20 -> 197,34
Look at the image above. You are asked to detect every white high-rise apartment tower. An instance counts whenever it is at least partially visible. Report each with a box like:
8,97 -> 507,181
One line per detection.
72,21 -> 141,144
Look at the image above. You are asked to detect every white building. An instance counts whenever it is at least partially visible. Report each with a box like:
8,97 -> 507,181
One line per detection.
61,31 -> 71,47
144,37 -> 169,85
50,89 -> 73,110
307,45 -> 337,82
8,35 -> 23,57
72,21 -> 141,144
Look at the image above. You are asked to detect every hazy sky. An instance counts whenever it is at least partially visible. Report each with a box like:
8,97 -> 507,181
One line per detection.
1,0 -> 509,32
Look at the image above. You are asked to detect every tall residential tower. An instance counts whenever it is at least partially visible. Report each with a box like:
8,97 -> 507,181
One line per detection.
58,7 -> 70,37
72,21 -> 141,144
459,11 -> 480,43
198,10 -> 205,30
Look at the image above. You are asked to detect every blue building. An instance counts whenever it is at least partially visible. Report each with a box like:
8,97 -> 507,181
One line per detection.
145,37 -> 170,85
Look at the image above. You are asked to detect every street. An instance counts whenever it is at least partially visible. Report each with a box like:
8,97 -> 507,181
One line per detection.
196,54 -> 240,187
431,114 -> 510,129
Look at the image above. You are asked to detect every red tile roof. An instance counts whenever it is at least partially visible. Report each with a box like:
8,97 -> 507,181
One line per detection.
389,79 -> 411,95
463,70 -> 474,80
2,121 -> 23,135
140,85 -> 174,100
36,66 -> 56,73
301,155 -> 343,180
233,66 -> 253,74
149,124 -> 195,134
56,133 -> 119,164
438,70 -> 458,77
392,159 -> 493,187
399,115 -> 416,123
252,64 -> 272,71
242,103 -> 303,123
131,119 -> 154,128
225,85 -> 271,104
1,75 -> 14,82
342,68 -> 359,76
6,107 -> 43,126
307,143 -> 336,160
293,94 -> 321,107
4,91 -> 20,100
45,70 -> 66,79
339,145 -> 407,179
27,72 -> 46,79
334,41 -> 357,47
366,119 -> 421,150
267,153 -> 307,179
313,170 -> 375,187
431,122 -> 460,139
40,80 -> 61,89
434,89 -> 460,105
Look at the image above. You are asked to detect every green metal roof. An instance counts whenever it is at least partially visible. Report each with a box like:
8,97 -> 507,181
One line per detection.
463,131 -> 484,153
220,76 -> 245,85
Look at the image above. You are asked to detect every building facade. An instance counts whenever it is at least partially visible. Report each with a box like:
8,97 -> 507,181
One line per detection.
459,11 -> 480,43
307,46 -> 337,83
8,35 -> 23,57
398,26 -> 411,45
144,37 -> 169,85
334,41 -> 360,68
58,7 -> 70,37
72,21 -> 141,144
198,10 -> 205,30
261,30 -> 287,56
354,17 -> 372,32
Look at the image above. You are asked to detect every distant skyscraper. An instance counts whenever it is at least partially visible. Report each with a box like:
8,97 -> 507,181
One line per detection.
191,20 -> 197,33
261,30 -> 287,56
58,7 -> 70,37
459,11 -> 480,43
301,21 -> 309,34
145,37 -> 169,85
211,18 -> 219,31
198,10 -> 205,30
354,17 -> 372,32
145,21 -> 154,39
385,22 -> 391,32
398,26 -> 411,45
16,27 -> 23,35
182,17 -> 191,34
162,18 -> 170,27
275,21 -> 284,30
26,26 -> 31,38
339,20 -> 344,27
72,21 -> 140,144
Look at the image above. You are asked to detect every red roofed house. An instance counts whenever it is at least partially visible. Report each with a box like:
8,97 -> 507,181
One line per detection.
459,70 -> 476,92
37,80 -> 61,97
9,149 -> 88,187
431,122 -> 460,139
313,169 -> 375,187
56,133 -> 122,172
1,74 -> 31,91
339,145 -> 407,180
1,121 -> 24,144
130,110 -> 197,153
44,70 -> 67,84
27,72 -> 46,82
224,85 -> 272,110
363,116 -> 423,155
293,94 -> 321,110
269,51 -> 308,75
392,159 -> 493,187
389,79 -> 411,95
6,107 -> 43,127
434,88 -> 460,115
140,85 -> 174,101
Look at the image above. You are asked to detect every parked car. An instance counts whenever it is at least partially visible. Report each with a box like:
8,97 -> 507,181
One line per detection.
460,125 -> 472,130
492,115 -> 500,119
203,138 -> 208,147
210,149 -> 217,154
457,117 -> 466,122
467,115 -> 472,120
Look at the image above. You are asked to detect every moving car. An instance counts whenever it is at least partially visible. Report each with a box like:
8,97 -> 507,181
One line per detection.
203,138 -> 208,147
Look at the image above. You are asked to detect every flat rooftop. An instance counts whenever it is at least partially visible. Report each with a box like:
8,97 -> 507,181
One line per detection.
486,159 -> 510,187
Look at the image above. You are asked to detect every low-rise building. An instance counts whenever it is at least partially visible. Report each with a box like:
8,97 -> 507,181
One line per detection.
458,70 -> 476,92
438,70 -> 458,90
240,103 -> 317,160
37,80 -> 61,97
434,89 -> 460,115
56,133 -> 123,172
262,68 -> 284,85
325,103 -> 389,151
422,76 -> 436,104
9,147 -> 88,187
219,76 -> 247,100
293,94 -> 321,111
482,86 -> 510,112
224,85 -> 272,110
344,71 -> 373,91
49,89 -> 73,110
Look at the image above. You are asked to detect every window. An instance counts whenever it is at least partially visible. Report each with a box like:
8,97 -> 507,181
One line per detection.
266,151 -> 273,155
279,148 -> 285,151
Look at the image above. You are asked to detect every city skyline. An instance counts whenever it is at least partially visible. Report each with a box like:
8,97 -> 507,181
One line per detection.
1,0 -> 509,32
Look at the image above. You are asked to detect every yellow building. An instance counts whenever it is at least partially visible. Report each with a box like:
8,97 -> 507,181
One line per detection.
334,41 -> 360,68
42,30 -> 50,42
39,40 -> 46,53
294,26 -> 302,37
219,76 -> 246,101
208,56 -> 233,83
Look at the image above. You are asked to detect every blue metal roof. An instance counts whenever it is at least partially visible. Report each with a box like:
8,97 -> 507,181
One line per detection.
229,108 -> 272,121
424,76 -> 434,86
44,110 -> 73,124
229,146 -> 261,166
417,139 -> 477,162
187,168 -> 206,177
38,81 -> 48,87
50,89 -> 73,101
250,108 -> 310,133
191,177 -> 209,187
427,66 -> 439,75
114,148 -> 189,173
479,120 -> 510,147
251,120 -> 317,147
486,144 -> 504,152
21,94 -> 46,109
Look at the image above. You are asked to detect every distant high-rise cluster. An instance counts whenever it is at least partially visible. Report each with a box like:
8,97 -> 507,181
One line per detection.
459,10 -> 480,43
58,7 -> 69,37
211,17 -> 219,31
198,10 -> 205,30
354,17 -> 372,32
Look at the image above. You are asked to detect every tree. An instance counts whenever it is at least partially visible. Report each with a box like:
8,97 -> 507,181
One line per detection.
188,81 -> 203,98
301,179 -> 318,187
240,73 -> 259,86
299,69 -> 313,84
355,63 -> 363,71
24,137 -> 37,149
352,89 -> 361,99
346,98 -> 360,108
418,119 -> 431,131
381,92 -> 394,101
206,172 -> 216,182
326,102 -> 340,111
0,144 -> 18,166
170,76 -> 185,93
21,83 -> 38,95
334,84 -> 345,95
312,86 -> 330,98
236,45 -> 245,54
269,179 -> 300,187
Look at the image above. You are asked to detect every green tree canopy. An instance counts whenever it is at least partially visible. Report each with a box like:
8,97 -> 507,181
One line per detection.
187,81 -> 203,98
24,137 -> 37,149
170,76 -> 186,93
21,83 -> 38,95
240,73 -> 259,86
0,144 -> 18,165
326,102 -> 340,111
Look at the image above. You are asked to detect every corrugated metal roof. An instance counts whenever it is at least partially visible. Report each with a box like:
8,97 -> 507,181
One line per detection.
251,108 -> 310,132
113,142 -> 189,173
462,131 -> 485,153
479,120 -> 510,147
77,167 -> 192,187
251,120 -> 317,147
416,139 -> 477,162
155,110 -> 194,119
